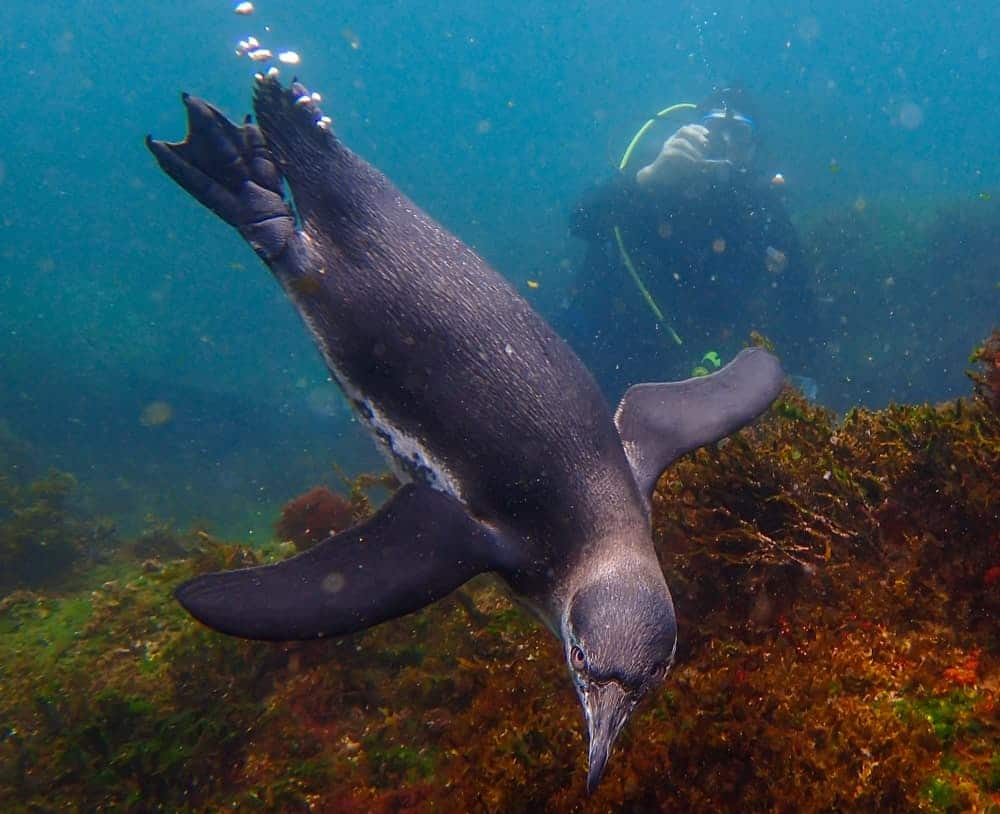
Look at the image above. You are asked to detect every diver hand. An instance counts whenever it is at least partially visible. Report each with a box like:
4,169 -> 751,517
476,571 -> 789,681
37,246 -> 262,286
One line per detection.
635,124 -> 712,188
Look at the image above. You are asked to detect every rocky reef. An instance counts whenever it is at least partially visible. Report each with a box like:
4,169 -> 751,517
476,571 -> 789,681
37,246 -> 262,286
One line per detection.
0,339 -> 997,812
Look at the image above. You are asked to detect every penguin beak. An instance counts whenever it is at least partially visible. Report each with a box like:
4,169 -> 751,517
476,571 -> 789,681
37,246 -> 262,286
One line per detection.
584,681 -> 634,793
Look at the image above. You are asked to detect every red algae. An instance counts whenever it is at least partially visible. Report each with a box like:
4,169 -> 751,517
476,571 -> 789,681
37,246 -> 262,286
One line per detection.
276,485 -> 355,551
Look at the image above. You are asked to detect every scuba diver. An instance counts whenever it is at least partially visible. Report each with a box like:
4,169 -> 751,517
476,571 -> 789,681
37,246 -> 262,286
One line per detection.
561,85 -> 819,399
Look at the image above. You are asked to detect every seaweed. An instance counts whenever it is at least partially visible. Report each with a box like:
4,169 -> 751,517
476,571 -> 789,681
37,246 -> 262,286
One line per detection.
969,329 -> 1000,414
0,469 -> 89,592
0,422 -> 125,594
128,515 -> 191,561
1,347 -> 998,812
275,485 -> 355,551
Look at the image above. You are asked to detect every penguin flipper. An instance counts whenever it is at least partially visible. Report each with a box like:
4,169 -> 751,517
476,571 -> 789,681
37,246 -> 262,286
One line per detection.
146,93 -> 296,263
614,348 -> 785,499
175,484 -> 513,641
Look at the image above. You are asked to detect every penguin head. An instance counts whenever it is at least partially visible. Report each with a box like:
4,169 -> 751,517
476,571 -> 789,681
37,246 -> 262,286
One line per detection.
563,571 -> 677,793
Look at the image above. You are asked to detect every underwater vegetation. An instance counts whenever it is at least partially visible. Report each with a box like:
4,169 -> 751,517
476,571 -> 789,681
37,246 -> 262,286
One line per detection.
0,465 -> 117,593
0,339 -> 997,812
970,330 -> 1000,414
276,485 -> 356,552
274,472 -> 398,552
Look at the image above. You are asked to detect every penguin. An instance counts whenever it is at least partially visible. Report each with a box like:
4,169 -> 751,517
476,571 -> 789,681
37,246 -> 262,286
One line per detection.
146,77 -> 784,791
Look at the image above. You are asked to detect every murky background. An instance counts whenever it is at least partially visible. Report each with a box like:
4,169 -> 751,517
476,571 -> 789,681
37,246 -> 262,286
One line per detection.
1,0 -> 997,535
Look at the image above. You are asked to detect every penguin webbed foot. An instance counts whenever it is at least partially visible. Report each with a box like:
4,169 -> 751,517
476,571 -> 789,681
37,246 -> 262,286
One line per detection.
146,94 -> 295,262
175,484 -> 513,641
615,347 -> 785,498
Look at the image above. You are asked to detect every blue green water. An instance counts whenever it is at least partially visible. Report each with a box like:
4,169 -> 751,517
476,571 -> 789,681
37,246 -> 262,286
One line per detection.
1,1 -> 997,534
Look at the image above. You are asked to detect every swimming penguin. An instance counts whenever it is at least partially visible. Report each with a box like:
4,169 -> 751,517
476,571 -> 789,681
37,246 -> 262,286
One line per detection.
146,77 -> 784,791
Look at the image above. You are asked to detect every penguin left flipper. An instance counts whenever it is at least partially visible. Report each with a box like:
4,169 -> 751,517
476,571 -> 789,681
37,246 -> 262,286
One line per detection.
175,484 -> 516,641
614,347 -> 785,499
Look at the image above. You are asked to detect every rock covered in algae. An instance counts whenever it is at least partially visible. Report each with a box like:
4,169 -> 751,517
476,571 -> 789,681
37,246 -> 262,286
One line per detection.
0,343 -> 998,812
0,467 -> 113,593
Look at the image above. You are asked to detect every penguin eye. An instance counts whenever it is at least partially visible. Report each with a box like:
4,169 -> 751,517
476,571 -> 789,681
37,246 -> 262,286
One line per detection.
570,645 -> 586,671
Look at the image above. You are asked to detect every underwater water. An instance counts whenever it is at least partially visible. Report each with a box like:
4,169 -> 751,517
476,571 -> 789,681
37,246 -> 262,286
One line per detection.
1,0 -> 998,532
1,1 -> 998,811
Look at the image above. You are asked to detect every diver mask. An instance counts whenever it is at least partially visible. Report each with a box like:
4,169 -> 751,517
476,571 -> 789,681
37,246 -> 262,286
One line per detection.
700,107 -> 756,165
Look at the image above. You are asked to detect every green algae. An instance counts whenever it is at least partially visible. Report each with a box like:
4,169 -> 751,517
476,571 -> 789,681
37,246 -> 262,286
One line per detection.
989,752 -> 1000,792
894,691 -> 985,746
924,776 -> 962,813
0,469 -> 90,592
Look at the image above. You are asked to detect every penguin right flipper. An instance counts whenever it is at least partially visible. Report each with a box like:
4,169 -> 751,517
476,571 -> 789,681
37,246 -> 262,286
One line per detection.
614,348 -> 785,499
175,484 -> 519,641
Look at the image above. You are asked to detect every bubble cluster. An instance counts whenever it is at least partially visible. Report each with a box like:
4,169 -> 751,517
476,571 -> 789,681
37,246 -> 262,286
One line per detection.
231,2 -> 303,76
228,6 -> 334,134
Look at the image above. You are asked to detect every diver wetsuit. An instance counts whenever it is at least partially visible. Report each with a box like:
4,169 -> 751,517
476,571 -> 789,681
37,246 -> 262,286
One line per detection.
564,168 -> 817,399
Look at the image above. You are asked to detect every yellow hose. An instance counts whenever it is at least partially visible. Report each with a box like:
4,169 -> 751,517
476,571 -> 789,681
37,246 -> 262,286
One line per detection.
612,225 -> 683,346
614,102 -> 697,347
618,103 -> 697,171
